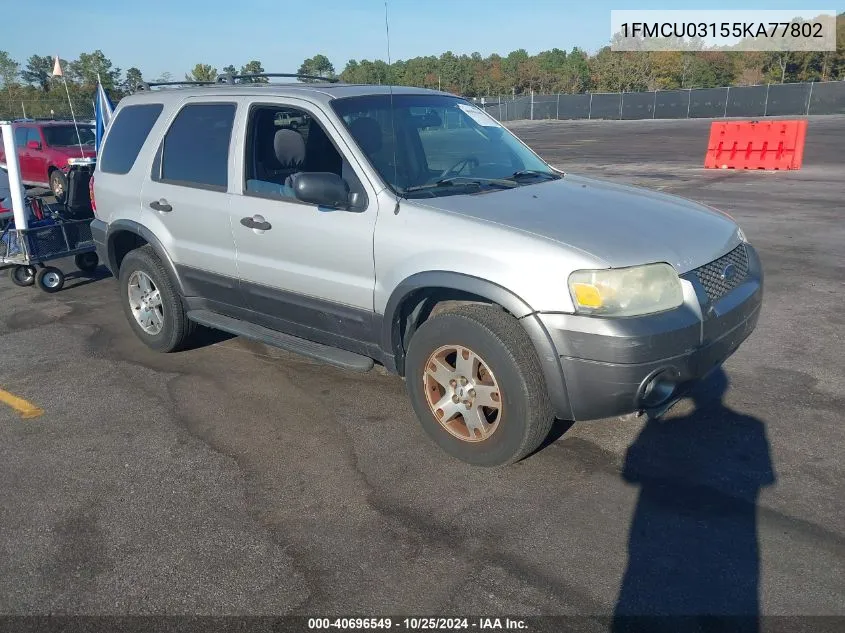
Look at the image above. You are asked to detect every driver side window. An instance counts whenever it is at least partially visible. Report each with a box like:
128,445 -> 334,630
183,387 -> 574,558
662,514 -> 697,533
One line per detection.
244,105 -> 365,204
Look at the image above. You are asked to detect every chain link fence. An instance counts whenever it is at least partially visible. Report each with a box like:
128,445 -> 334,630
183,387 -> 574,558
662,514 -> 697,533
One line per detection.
1,96 -> 97,121
477,81 -> 845,122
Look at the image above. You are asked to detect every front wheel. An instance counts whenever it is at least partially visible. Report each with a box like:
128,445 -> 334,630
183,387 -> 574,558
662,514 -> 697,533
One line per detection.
405,304 -> 553,466
119,245 -> 194,352
35,266 -> 65,293
50,170 -> 68,203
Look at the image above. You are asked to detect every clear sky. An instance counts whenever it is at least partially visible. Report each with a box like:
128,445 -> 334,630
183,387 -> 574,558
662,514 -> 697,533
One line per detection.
3,1 -> 837,80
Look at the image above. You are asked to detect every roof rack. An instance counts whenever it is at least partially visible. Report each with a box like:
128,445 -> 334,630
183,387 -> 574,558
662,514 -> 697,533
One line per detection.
218,72 -> 340,84
133,73 -> 341,92
135,80 -> 218,91
10,117 -> 80,123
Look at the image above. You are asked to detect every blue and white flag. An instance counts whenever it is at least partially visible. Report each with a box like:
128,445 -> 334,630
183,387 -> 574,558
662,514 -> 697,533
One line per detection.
94,81 -> 114,152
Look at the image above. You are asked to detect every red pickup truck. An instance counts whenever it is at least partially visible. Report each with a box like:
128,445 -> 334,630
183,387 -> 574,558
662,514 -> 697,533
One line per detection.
0,120 -> 96,202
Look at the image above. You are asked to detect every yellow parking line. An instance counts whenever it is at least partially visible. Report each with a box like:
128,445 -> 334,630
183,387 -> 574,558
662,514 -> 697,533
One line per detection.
0,388 -> 44,419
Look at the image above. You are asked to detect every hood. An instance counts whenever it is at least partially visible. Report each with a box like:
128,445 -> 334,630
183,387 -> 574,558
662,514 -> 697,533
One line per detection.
415,174 -> 741,273
52,145 -> 96,159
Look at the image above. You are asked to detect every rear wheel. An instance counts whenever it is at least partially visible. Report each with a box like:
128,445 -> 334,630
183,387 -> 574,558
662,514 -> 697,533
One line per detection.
50,170 -> 68,203
74,252 -> 99,272
405,304 -> 553,466
10,265 -> 36,287
119,245 -> 194,352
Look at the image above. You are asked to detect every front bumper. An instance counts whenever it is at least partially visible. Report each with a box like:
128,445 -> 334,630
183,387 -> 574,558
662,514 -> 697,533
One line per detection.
536,244 -> 763,421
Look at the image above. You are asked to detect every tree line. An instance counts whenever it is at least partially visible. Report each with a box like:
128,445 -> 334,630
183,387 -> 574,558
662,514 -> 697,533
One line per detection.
1,15 -> 842,119
311,14 -> 845,95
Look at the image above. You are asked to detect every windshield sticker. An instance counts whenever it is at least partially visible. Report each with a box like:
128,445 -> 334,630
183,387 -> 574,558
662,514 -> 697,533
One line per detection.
457,103 -> 502,127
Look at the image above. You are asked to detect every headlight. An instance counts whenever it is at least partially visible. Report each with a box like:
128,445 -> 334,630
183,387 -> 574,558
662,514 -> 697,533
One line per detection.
736,225 -> 748,243
568,263 -> 683,317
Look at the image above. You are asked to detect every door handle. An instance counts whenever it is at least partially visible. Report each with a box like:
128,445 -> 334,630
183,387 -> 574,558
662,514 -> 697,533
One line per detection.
240,215 -> 272,231
149,199 -> 172,213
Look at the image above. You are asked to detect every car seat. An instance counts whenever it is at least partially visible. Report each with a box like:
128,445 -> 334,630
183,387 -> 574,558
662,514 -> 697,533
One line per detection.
247,128 -> 305,197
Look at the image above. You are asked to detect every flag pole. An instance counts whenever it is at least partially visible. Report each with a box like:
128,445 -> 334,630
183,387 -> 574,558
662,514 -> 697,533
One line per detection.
61,77 -> 85,158
54,55 -> 85,157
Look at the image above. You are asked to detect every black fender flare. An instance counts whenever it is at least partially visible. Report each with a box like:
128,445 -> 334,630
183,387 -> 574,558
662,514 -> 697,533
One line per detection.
381,271 -> 573,420
105,219 -> 186,295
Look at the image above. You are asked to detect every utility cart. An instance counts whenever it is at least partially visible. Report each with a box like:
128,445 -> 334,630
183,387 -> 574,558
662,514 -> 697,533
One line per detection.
1,195 -> 98,293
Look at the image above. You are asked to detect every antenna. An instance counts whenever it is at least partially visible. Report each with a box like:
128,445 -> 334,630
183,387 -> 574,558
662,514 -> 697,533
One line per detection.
385,0 -> 399,207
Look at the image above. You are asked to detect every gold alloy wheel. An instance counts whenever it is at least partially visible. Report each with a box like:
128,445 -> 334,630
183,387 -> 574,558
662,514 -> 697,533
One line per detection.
422,344 -> 502,442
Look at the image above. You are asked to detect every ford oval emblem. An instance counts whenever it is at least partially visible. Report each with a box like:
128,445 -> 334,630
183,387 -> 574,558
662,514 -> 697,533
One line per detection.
721,263 -> 737,282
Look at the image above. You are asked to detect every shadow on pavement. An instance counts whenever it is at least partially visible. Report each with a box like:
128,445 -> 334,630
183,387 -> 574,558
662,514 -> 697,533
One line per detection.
62,266 -> 113,290
613,368 -> 776,633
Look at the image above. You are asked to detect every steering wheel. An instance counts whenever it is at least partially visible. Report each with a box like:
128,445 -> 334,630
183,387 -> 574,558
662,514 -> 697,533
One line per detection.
438,156 -> 479,180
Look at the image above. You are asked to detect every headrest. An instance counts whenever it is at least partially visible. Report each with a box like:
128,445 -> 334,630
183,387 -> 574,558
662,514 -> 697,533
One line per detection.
348,117 -> 383,156
273,129 -> 306,169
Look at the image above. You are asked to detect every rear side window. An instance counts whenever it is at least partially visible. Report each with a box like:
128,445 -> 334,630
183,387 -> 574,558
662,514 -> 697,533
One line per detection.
100,104 -> 164,174
155,103 -> 235,190
14,127 -> 28,147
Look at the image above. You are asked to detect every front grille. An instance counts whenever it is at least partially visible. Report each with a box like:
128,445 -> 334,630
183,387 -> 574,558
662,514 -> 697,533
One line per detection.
692,244 -> 749,303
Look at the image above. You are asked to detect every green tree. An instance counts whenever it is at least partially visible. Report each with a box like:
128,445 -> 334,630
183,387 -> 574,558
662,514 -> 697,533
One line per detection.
340,59 -> 360,83
123,67 -> 143,91
221,64 -> 238,77
561,48 -> 591,93
185,64 -> 217,82
155,71 -> 174,83
0,51 -> 20,87
297,54 -> 335,81
240,60 -> 268,83
21,55 -> 57,91
502,49 -> 529,93
69,50 -> 121,88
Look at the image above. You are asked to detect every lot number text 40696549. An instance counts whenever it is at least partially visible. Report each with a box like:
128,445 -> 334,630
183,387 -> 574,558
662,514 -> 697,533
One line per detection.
307,618 -> 528,630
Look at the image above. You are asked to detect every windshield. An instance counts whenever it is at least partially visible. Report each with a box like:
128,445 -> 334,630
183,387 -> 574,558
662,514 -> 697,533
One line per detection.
331,94 -> 559,198
43,125 -> 95,147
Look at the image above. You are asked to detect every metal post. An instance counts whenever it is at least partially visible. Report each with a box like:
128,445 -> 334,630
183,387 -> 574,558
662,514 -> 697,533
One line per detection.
619,92 -> 624,120
60,75 -> 85,157
556,93 -> 560,120
687,89 -> 692,118
652,90 -> 657,118
588,93 -> 593,119
723,86 -> 729,118
21,102 -> 26,118
806,81 -> 814,115
763,83 -> 770,117
498,96 -> 502,121
0,122 -> 28,232
530,89 -> 534,120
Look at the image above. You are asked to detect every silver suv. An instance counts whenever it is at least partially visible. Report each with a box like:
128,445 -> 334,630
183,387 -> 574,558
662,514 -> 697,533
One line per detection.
90,78 -> 762,466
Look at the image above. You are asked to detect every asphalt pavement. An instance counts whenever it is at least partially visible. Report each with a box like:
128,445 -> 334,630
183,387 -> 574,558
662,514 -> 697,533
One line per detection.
0,116 -> 843,622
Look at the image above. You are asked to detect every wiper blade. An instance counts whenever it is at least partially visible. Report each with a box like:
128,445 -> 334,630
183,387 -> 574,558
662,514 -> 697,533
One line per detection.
403,176 -> 518,194
510,169 -> 561,181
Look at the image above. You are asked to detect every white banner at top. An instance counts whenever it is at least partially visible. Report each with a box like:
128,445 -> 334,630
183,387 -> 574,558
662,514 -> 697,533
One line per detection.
610,10 -> 837,52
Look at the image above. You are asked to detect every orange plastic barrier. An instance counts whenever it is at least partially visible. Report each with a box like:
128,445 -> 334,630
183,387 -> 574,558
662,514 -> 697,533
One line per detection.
704,120 -> 808,170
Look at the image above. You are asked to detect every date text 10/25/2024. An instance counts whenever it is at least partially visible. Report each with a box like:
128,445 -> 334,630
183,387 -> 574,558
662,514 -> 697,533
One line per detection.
308,618 -> 528,630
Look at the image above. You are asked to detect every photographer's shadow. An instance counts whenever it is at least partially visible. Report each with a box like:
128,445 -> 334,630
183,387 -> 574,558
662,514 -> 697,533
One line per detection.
613,368 -> 776,633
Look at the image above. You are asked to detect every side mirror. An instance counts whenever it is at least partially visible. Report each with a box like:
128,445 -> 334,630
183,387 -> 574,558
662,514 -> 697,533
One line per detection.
26,140 -> 41,150
291,172 -> 353,210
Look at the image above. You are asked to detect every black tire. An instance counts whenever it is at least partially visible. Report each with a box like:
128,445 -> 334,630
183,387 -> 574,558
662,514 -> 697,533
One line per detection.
74,252 -> 99,272
118,245 -> 195,352
405,304 -> 553,467
50,170 -> 68,203
35,266 -> 65,293
10,265 -> 36,287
